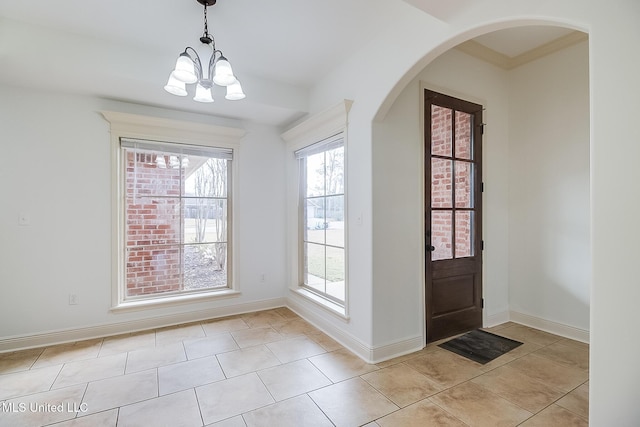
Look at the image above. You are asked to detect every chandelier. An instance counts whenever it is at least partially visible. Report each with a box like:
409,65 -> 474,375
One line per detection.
164,0 -> 245,103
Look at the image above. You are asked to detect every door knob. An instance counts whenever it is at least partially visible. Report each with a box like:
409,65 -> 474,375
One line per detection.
426,245 -> 435,252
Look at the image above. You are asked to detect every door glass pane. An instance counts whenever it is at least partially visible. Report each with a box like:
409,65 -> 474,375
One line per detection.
455,211 -> 474,258
432,158 -> 452,208
455,111 -> 473,160
431,106 -> 452,157
431,211 -> 452,260
455,161 -> 473,208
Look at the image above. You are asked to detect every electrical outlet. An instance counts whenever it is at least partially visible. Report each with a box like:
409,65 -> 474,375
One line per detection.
69,294 -> 79,305
18,213 -> 31,226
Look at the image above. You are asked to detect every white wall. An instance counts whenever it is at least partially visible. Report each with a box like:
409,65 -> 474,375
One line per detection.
0,85 -> 287,346
508,40 -> 590,332
372,48 -> 512,351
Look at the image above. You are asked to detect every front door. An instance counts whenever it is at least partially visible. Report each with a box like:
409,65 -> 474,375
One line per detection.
425,89 -> 483,343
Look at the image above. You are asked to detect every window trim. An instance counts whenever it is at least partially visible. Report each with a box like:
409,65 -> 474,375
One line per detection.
281,100 -> 352,318
102,111 -> 245,312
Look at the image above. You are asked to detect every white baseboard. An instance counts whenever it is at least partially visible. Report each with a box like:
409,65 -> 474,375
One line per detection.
286,294 -> 423,364
509,310 -> 590,343
0,297 -> 286,353
485,310 -> 510,328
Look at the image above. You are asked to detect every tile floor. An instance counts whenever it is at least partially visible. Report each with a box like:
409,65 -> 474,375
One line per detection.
0,308 -> 589,426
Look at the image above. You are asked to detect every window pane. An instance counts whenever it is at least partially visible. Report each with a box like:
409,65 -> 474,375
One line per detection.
183,243 -> 227,290
455,161 -> 473,208
431,106 -> 452,157
304,242 -> 325,292
326,246 -> 345,301
126,245 -> 182,297
325,146 -> 344,195
126,150 -> 182,198
306,152 -> 325,197
431,211 -> 452,261
305,198 -> 325,244
455,212 -> 474,258
325,196 -> 344,247
184,198 -> 227,244
184,157 -> 228,198
126,197 -> 181,246
455,111 -> 473,160
432,158 -> 452,208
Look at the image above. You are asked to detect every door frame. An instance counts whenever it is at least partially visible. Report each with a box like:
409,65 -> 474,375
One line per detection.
420,84 -> 485,345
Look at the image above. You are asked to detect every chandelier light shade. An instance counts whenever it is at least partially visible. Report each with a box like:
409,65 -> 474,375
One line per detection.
164,0 -> 245,103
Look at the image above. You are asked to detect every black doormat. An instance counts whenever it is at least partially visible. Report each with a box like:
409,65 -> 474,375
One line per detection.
438,329 -> 523,364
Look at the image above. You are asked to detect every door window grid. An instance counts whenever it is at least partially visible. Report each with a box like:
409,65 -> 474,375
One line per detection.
431,106 -> 475,261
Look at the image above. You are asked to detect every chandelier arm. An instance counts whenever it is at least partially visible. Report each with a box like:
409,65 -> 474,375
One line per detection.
184,47 -> 204,81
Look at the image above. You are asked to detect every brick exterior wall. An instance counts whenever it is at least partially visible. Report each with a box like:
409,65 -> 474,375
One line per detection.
430,106 -> 473,260
125,152 -> 183,297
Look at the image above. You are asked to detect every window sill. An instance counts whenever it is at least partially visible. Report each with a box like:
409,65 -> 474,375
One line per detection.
111,289 -> 241,313
292,288 -> 349,321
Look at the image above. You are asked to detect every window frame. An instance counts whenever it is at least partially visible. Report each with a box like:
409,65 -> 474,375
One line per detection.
296,135 -> 346,306
281,100 -> 352,319
102,111 -> 244,312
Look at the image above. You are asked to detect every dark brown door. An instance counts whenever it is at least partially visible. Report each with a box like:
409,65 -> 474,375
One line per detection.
425,89 -> 483,343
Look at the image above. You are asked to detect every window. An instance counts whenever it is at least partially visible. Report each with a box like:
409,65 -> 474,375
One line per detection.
122,139 -> 232,300
296,134 -> 345,305
102,110 -> 244,310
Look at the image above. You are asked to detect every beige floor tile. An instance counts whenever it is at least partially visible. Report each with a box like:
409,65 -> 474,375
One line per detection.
184,333 -> 239,359
257,359 -> 331,401
118,389 -> 203,427
0,364 -> 62,400
125,342 -> 186,373
242,394 -> 333,427
81,369 -> 158,415
361,363 -> 441,407
309,348 -> 379,382
32,339 -> 103,368
309,377 -> 399,427
208,415 -> 247,426
556,382 -> 589,419
492,324 -> 562,347
99,331 -> 156,357
272,318 -> 320,338
159,355 -> 225,395
266,336 -> 326,364
375,346 -> 439,369
273,307 -> 299,320
532,341 -> 589,371
430,382 -> 532,427
201,317 -> 249,336
0,383 -> 86,427
482,322 -> 517,332
216,345 -> 281,377
559,338 -> 589,350
376,399 -> 467,427
471,364 -> 564,413
0,348 -> 43,374
404,348 -> 483,389
230,327 -> 284,348
519,404 -> 588,426
478,352 -> 517,372
51,408 -> 118,427
305,331 -> 343,352
155,323 -> 205,346
507,354 -> 589,393
53,353 -> 127,389
196,372 -> 275,425
241,310 -> 287,328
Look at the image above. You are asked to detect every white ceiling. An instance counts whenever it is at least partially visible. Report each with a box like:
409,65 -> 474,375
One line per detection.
0,0 -> 578,127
